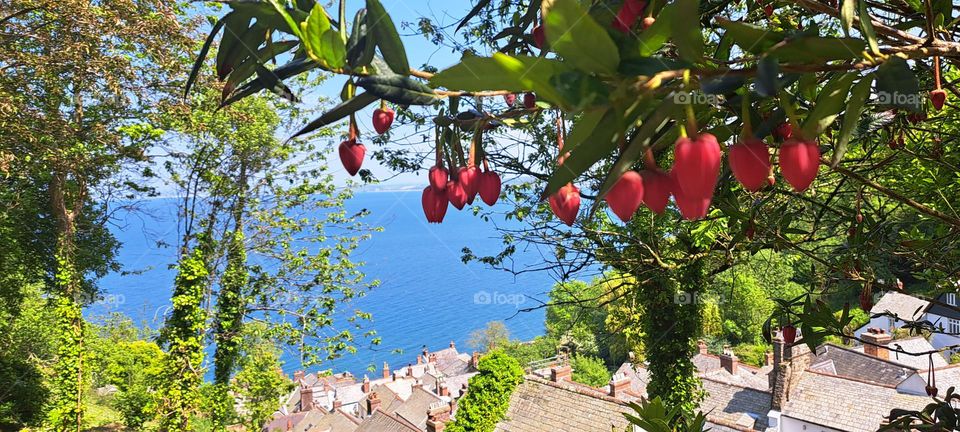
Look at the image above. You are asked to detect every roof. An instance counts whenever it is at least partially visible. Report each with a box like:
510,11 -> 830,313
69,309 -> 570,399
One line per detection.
613,362 -> 650,398
850,337 -> 949,370
493,377 -> 631,432
305,409 -> 360,432
780,371 -> 930,432
390,386 -> 445,430
353,410 -> 420,432
871,291 -> 930,321
926,292 -> 960,320
811,344 -> 915,386
700,378 -> 770,431
262,410 -> 318,432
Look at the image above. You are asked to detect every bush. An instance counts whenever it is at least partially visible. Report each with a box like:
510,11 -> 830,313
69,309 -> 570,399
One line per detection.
571,355 -> 611,387
447,351 -> 524,432
732,344 -> 769,367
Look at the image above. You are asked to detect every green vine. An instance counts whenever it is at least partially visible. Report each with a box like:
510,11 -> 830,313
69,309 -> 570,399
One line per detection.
47,248 -> 85,432
156,245 -> 209,431
637,259 -> 705,416
212,229 -> 247,430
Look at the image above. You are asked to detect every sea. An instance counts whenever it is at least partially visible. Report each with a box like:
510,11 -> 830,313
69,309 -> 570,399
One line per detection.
88,190 -> 557,377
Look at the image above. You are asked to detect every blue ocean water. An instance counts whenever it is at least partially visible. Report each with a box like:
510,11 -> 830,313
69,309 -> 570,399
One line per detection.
89,191 -> 552,376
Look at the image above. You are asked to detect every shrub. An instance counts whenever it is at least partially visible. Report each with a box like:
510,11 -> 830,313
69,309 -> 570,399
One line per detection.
571,355 -> 611,387
447,351 -> 524,432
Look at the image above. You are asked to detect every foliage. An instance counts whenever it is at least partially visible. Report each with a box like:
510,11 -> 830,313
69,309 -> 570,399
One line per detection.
570,355 -> 611,387
732,344 -> 769,368
623,397 -> 709,432
233,323 -> 294,431
0,283 -> 55,429
468,321 -> 511,353
156,247 -> 209,432
447,351 -> 524,432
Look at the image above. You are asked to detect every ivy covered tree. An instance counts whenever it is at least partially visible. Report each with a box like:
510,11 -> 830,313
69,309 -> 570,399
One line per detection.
1,2 -> 191,429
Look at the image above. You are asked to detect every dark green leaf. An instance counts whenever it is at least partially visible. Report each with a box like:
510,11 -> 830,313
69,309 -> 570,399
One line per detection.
216,13 -> 255,80
290,92 -> 379,139
366,0 -> 409,74
672,0 -> 703,62
802,72 -> 856,138
356,75 -> 438,105
542,0 -> 620,74
456,0 -> 494,32
619,57 -> 689,76
832,76 -> 872,166
544,108 -> 622,196
755,56 -> 780,97
716,19 -> 785,55
701,76 -> 744,95
769,36 -> 866,62
186,16 -> 226,97
876,57 -> 921,112
430,54 -> 572,107
221,58 -> 318,107
347,9 -> 376,68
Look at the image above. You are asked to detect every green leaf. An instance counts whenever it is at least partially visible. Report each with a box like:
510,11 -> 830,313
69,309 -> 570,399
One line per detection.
858,0 -> 879,54
266,0 -> 303,39
366,0 -> 409,75
769,36 -> 866,62
290,92 -> 379,139
216,13 -> 255,80
672,0 -> 703,62
832,76 -> 872,167
456,0 -> 494,32
840,0 -> 856,36
636,3 -> 675,56
221,58 -> 318,107
716,19 -> 785,55
356,75 -> 438,105
564,108 -> 609,155
430,54 -> 572,107
320,30 -> 347,68
542,0 -> 620,74
544,109 -> 621,195
594,99 -> 674,204
876,57 -> 921,112
226,40 -> 299,92
801,72 -> 856,136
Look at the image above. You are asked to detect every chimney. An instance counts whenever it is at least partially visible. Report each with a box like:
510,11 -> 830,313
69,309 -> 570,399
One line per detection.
294,370 -> 305,383
429,353 -> 438,363
862,328 -> 893,360
608,373 -> 631,398
413,379 -> 423,389
449,340 -> 456,349
417,355 -> 423,365
407,364 -> 414,377
366,392 -> 381,415
362,375 -> 370,394
719,348 -> 738,375
440,386 -> 450,397
382,362 -> 390,379
435,377 -> 445,395
765,351 -> 774,366
333,398 -> 342,410
471,352 -> 480,369
300,385 -> 315,411
286,418 -> 293,431
550,364 -> 572,382
697,339 -> 708,355
426,402 -> 452,432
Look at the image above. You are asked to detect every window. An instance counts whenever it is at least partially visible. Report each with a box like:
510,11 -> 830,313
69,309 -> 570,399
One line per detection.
950,318 -> 960,335
947,293 -> 957,306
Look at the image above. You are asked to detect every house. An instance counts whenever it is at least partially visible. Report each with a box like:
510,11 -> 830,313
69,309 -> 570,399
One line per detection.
856,290 -> 960,356
767,329 -> 933,432
265,342 -> 477,432
494,369 -> 633,432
